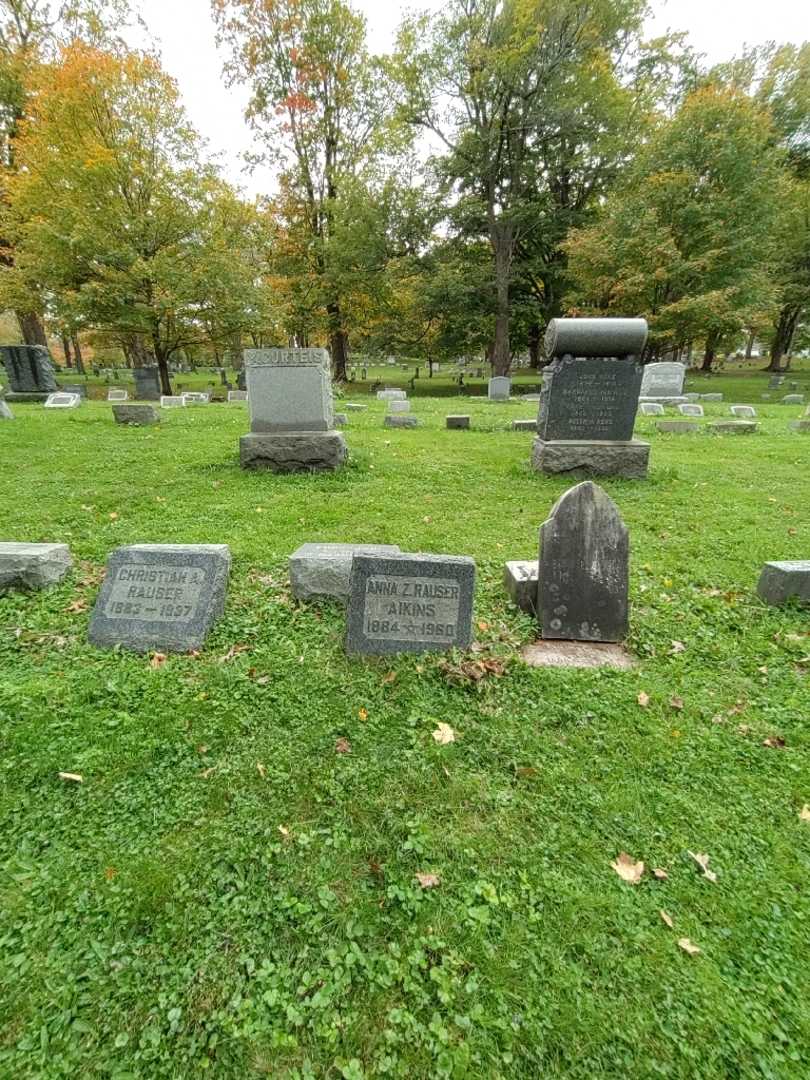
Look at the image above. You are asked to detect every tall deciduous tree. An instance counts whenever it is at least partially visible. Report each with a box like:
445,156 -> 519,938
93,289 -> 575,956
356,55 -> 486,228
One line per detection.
4,43 -> 268,393
213,0 -> 398,381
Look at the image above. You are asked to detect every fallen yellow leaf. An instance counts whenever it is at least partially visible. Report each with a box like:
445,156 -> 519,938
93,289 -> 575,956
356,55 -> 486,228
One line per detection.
637,691 -> 650,708
660,909 -> 674,929
432,722 -> 456,745
652,867 -> 668,881
799,804 -> 810,822
415,872 -> 441,889
610,852 -> 644,885
58,771 -> 83,783
678,937 -> 701,956
257,762 -> 266,778
358,707 -> 368,721
688,851 -> 717,883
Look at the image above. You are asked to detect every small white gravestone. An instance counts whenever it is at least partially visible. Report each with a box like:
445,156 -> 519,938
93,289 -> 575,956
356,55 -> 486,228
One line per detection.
44,392 -> 81,409
639,362 -> 686,399
730,404 -> 756,418
182,392 -> 210,405
107,388 -> 128,402
227,390 -> 248,402
389,400 -> 411,413
377,389 -> 406,402
639,402 -> 665,416
160,395 -> 186,407
488,376 -> 511,401
0,400 -> 13,420
678,403 -> 704,417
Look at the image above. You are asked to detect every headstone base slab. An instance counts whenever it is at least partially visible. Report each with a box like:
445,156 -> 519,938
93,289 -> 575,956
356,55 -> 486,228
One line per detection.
638,396 -> 688,407
4,391 -> 51,403
239,431 -> 347,472
0,542 -> 72,592
512,420 -> 538,432
707,421 -> 758,435
290,542 -> 402,603
522,640 -> 636,670
504,560 -> 538,614
656,420 -> 700,434
532,439 -> 650,479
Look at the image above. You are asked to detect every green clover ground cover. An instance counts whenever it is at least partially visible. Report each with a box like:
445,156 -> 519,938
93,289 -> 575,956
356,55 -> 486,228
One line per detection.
1,388 -> 809,1079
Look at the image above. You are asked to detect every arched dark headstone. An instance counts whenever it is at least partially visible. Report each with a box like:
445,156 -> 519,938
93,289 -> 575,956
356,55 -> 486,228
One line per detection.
538,481 -> 629,642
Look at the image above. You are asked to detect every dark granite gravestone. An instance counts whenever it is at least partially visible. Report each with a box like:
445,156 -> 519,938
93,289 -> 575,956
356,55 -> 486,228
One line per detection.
88,544 -> 230,653
756,561 -> 810,606
133,366 -> 161,401
538,481 -> 629,642
346,552 -> 475,655
0,345 -> 58,401
537,356 -> 642,441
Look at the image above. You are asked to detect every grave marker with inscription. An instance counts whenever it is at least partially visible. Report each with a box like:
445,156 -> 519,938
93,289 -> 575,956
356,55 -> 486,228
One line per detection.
89,544 -> 231,653
639,361 -> 686,403
346,552 -> 475,655
133,366 -> 161,401
107,388 -> 128,402
44,392 -> 81,409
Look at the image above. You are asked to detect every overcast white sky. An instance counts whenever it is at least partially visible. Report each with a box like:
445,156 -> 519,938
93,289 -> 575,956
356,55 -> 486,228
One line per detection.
129,0 -> 809,197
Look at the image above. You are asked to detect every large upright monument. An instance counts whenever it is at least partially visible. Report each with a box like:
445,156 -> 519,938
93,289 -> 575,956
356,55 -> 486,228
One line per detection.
0,345 -> 58,402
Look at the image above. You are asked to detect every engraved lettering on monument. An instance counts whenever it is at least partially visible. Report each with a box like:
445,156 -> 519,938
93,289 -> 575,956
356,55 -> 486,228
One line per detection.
537,356 -> 642,442
103,564 -> 207,623
363,575 -> 461,644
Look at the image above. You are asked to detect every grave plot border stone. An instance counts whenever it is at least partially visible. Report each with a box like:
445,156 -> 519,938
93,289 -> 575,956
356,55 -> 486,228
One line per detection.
756,561 -> 810,606
0,542 -> 72,592
88,544 -> 231,653
346,552 -> 476,655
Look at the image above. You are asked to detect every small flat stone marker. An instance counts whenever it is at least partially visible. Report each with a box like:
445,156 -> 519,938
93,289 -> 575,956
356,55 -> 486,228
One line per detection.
513,419 -> 537,431
384,415 -> 418,428
113,404 -> 159,426
538,480 -> 629,642
161,395 -> 185,407
0,542 -> 72,592
389,400 -> 411,413
503,560 -> 538,614
522,640 -> 635,670
227,390 -> 248,402
107,389 -> 128,402
656,420 -> 700,434
346,552 -> 475,655
344,403 -> 367,411
708,420 -> 757,435
756,561 -> 810,606
44,392 -> 81,409
700,393 -> 723,402
88,544 -> 231,653
782,394 -> 804,405
377,389 -> 406,401
639,402 -> 664,416
730,405 -> 756,418
182,392 -> 210,405
446,415 -> 470,429
678,403 -> 704,417
290,542 -> 401,603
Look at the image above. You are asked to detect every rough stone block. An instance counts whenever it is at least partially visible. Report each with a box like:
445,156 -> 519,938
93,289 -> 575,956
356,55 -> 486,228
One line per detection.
240,431 -> 347,472
290,542 -> 401,602
446,415 -> 470,429
708,421 -> 757,435
384,415 -> 418,428
113,404 -> 159,426
503,560 -> 538,614
88,544 -> 231,653
532,439 -> 649,479
656,420 -> 700,434
756,561 -> 810,606
0,542 -> 72,592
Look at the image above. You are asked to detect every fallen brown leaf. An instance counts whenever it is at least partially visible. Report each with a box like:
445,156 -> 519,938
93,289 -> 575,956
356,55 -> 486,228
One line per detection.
382,671 -> 397,685
257,762 -> 266,778
432,722 -> 456,745
799,805 -> 810,823
669,695 -> 684,710
415,872 -> 441,889
611,852 -> 644,884
660,909 -> 674,929
515,766 -> 538,779
65,599 -> 88,614
104,867 -> 117,881
335,737 -> 352,754
58,771 -> 83,783
149,652 -> 168,670
218,643 -> 249,663
637,691 -> 650,708
652,868 -> 668,881
763,736 -> 786,749
678,937 -> 701,956
688,851 -> 717,883
438,657 -> 506,684
669,641 -> 686,655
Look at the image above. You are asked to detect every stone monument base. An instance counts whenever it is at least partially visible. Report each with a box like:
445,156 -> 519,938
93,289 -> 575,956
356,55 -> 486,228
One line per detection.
532,438 -> 649,479
4,391 -> 51,403
240,431 -> 347,472
638,396 -> 687,407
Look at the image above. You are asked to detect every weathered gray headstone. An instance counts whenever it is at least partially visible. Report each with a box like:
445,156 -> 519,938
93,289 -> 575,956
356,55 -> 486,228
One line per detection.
782,394 -> 804,405
756,561 -> 810,606
0,345 -> 57,401
513,419 -> 537,431
88,544 -> 231,653
346,552 -> 475,655
44,392 -> 81,409
446,415 -> 470,429
768,375 -> 785,388
113,404 -> 159,426
730,405 -> 756,418
639,402 -> 665,416
377,389 -> 406,402
384,415 -> 418,428
488,376 -> 511,401
678,403 -> 704,417
289,542 -> 401,603
538,481 -> 629,642
389,400 -> 411,413
181,392 -> 209,405
537,356 -> 643,441
0,542 -> 72,592
639,362 -> 686,400
503,560 -> 538,614
133,366 -> 161,401
0,400 -> 14,420
240,348 -> 346,472
161,395 -> 185,407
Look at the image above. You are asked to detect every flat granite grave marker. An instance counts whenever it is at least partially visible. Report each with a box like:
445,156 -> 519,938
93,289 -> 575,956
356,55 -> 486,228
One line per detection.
538,481 -> 629,642
0,400 -> 14,420
240,348 -> 347,472
730,405 -> 756,418
0,344 -> 58,402
701,393 -> 723,402
346,552 -> 475,655
107,388 -> 128,402
756,561 -> 810,606
113,404 -> 159,426
89,544 -> 231,653
377,389 -> 406,402
388,400 -> 411,413
161,395 -> 185,407
227,390 -> 248,402
384,415 -> 418,428
182,392 -> 210,405
0,542 -> 72,591
446,415 -> 470,429
678,403 -> 704,417
533,317 -> 649,479
639,402 -> 665,416
513,419 -> 537,431
782,394 -> 804,405
708,420 -> 757,435
656,420 -> 699,433
290,542 -> 401,603
44,392 -> 81,409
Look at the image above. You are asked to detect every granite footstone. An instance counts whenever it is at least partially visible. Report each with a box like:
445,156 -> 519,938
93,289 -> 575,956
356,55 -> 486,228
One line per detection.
730,405 -> 756,418
639,402 -> 665,416
446,415 -> 470,429
538,481 -> 628,642
678,403 -> 704,417
290,542 -> 401,603
513,419 -> 537,431
756,561 -> 810,606
44,392 -> 81,409
346,552 -> 475,655
107,389 -> 128,402
656,420 -> 699,434
161,395 -> 185,407
88,544 -> 230,653
708,421 -> 757,435
388,400 -> 411,413
782,394 -> 804,405
113,404 -> 159,426
384,415 -> 418,428
0,542 -> 72,592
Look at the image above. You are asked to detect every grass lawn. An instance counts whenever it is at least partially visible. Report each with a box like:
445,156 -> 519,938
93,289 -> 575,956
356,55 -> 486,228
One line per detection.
1,385 -> 809,1078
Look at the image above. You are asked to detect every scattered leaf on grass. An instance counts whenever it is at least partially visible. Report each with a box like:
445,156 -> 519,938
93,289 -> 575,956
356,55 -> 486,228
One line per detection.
196,745 -> 209,755
432,723 -> 456,745
477,620 -> 489,632
610,852 -> 644,884
669,695 -> 684,710
335,737 -> 352,754
678,937 -> 701,956
669,641 -> 686,655
104,867 -> 117,881
438,657 -> 506,684
65,599 -> 88,614
149,652 -> 167,670
382,671 -> 397,685
108,512 -> 119,521
278,825 -> 290,838
652,868 -> 668,881
415,872 -> 441,889
515,766 -> 538,779
688,851 -> 717,883
660,910 -> 674,929
763,736 -> 786,749
200,767 -> 216,779
219,643 -> 249,664
358,708 -> 368,721
58,772 -> 83,783
257,762 -> 266,779
799,805 -> 810,823
368,858 -> 384,878
637,691 -> 650,708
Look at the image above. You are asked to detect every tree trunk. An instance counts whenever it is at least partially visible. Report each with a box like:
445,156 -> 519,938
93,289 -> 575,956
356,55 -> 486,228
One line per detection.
71,334 -> 85,375
327,300 -> 348,382
766,304 -> 802,372
701,332 -> 718,373
18,311 -> 47,347
61,334 -> 72,368
744,330 -> 755,360
528,323 -> 542,369
490,223 -> 513,377
152,338 -> 173,395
